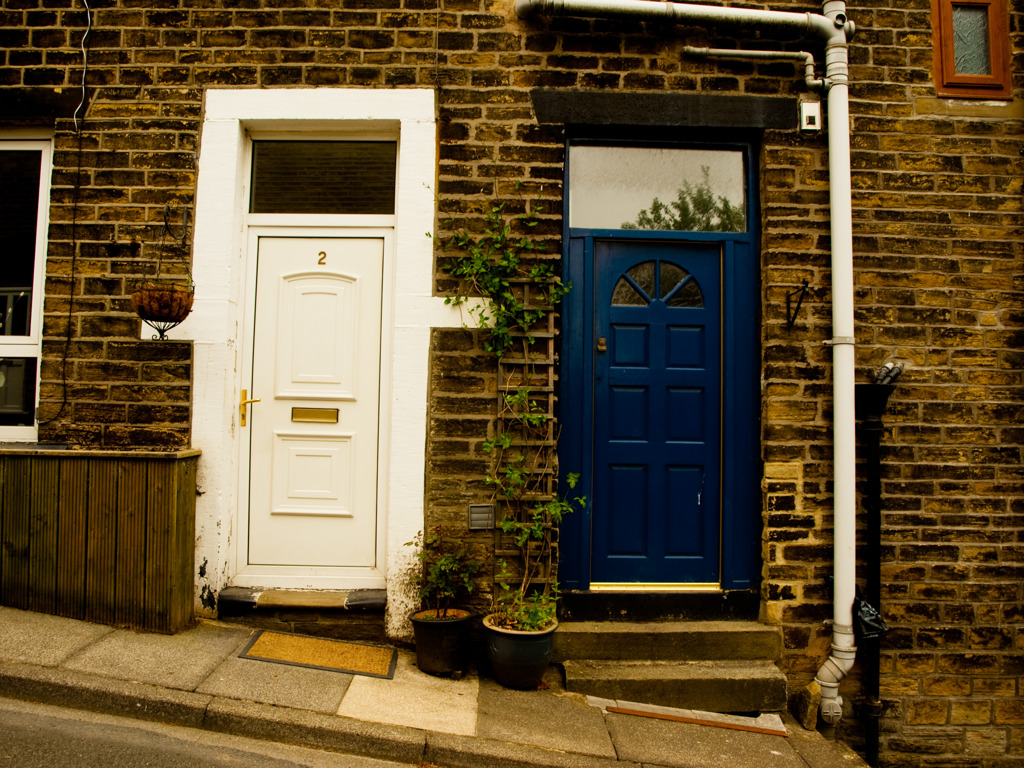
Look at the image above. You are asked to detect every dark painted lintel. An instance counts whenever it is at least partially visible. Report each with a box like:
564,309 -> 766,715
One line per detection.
532,90 -> 797,130
0,88 -> 85,127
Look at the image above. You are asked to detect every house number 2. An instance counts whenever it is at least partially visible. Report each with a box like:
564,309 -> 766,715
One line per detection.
317,251 -> 327,265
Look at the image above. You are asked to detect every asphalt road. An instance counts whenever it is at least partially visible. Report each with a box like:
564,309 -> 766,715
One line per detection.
0,697 -> 417,768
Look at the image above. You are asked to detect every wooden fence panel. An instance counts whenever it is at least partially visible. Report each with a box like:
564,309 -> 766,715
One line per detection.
27,457 -> 59,615
0,449 -> 200,633
56,459 -> 88,619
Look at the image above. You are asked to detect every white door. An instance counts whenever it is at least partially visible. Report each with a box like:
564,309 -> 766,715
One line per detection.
245,236 -> 384,568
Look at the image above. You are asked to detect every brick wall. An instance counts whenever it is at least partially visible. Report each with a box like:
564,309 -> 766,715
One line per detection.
1,0 -> 1022,763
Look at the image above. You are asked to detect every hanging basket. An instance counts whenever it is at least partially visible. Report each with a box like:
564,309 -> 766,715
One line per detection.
131,280 -> 195,340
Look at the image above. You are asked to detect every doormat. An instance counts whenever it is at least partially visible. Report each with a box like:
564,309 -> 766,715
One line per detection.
239,631 -> 397,679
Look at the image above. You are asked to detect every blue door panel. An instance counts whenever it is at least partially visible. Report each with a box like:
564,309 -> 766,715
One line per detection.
665,465 -> 705,557
666,389 -> 705,442
606,464 -> 648,556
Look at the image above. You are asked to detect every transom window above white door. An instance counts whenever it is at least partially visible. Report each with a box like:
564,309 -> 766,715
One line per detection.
249,140 -> 398,216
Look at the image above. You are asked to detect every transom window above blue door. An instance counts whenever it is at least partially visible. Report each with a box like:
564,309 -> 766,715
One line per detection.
568,146 -> 746,233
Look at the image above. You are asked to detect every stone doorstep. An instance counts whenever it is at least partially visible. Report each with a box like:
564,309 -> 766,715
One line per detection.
218,587 -> 387,614
552,620 -> 783,662
562,659 -> 789,714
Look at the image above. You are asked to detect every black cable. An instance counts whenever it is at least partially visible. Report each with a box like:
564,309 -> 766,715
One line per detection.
38,0 -> 91,427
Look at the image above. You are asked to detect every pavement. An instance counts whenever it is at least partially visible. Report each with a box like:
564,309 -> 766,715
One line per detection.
0,606 -> 867,768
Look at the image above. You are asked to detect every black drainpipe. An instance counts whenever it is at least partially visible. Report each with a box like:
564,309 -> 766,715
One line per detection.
854,367 -> 899,767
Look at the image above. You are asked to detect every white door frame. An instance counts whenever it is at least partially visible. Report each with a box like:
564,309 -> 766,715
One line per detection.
180,89 -> 462,636
235,224 -> 395,588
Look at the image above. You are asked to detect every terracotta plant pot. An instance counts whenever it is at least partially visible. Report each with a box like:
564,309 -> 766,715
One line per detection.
482,613 -> 557,689
410,608 -> 473,678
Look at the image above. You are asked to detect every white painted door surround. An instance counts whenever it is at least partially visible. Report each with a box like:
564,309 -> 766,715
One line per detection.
182,88 -> 462,638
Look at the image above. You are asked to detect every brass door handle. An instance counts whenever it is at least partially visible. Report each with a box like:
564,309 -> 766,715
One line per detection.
240,388 -> 261,427
597,337 -> 607,353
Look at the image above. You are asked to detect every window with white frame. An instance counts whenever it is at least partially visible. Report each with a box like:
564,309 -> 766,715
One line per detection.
0,140 -> 51,438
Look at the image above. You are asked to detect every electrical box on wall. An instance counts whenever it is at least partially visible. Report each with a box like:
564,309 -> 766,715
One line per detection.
800,101 -> 822,133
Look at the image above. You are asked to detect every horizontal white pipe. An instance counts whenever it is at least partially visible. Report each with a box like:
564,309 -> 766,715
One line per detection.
514,0 -> 851,45
683,46 -> 824,90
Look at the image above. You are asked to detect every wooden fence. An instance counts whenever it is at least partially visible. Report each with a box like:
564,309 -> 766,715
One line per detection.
0,448 -> 200,633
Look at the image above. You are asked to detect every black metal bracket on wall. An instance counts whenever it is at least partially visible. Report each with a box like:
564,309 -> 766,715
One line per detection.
785,278 -> 810,330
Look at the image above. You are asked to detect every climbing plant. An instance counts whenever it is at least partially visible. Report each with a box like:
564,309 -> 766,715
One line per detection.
435,193 -> 585,631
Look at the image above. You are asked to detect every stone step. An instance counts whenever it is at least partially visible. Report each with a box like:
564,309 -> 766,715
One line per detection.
217,587 -> 387,644
552,620 -> 783,662
562,659 -> 789,714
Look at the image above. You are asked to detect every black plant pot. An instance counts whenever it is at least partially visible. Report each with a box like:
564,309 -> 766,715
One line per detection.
482,614 -> 557,689
410,609 -> 473,678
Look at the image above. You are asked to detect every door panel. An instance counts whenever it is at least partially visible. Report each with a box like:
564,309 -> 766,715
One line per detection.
247,237 -> 383,568
591,241 -> 721,585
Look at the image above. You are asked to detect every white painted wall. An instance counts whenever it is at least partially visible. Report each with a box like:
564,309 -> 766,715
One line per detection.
179,88 -> 461,638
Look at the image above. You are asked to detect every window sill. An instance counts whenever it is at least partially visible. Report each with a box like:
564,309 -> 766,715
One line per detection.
915,96 -> 1022,119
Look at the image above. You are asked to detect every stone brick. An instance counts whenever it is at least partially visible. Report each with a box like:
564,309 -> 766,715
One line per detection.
907,700 -> 949,725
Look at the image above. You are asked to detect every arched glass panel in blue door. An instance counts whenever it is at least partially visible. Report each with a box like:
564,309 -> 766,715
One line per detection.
591,243 -> 722,585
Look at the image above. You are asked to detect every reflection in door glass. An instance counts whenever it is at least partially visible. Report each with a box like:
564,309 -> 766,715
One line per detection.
626,262 -> 656,298
611,260 -> 704,307
611,278 -> 646,306
569,146 -> 745,232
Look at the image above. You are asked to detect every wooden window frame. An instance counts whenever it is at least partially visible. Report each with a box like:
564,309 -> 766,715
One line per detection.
931,0 -> 1012,99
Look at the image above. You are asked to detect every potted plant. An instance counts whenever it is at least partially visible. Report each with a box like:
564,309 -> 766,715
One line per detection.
407,527 -> 481,678
482,474 -> 585,690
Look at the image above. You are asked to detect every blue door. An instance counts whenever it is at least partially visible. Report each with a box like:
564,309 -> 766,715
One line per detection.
592,241 -> 721,584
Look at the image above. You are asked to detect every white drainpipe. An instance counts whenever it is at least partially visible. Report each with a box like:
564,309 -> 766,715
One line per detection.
516,0 -> 857,727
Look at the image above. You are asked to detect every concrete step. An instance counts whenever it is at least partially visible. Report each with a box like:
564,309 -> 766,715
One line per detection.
552,620 -> 783,662
563,659 -> 789,714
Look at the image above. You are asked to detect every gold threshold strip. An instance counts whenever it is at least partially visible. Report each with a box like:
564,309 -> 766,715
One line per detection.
588,583 -> 723,593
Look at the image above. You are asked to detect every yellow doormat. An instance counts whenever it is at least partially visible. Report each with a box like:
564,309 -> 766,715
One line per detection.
240,631 -> 397,679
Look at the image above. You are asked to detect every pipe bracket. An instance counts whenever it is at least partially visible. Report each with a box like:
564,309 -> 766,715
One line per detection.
824,336 -> 856,346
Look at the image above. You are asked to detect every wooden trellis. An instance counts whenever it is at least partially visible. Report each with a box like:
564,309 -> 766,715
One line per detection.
490,278 -> 561,596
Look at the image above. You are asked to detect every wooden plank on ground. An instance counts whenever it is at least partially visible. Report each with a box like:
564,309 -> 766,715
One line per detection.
602,699 -> 789,738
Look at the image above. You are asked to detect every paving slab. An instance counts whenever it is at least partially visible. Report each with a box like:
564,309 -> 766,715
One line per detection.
0,606 -> 114,666
0,659 -> 212,728
336,650 -> 479,736
606,710 -> 807,768
426,730 -> 635,768
476,678 -> 617,759
198,654 -> 353,713
784,716 -> 867,768
207,696 -> 427,764
63,621 -> 254,691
